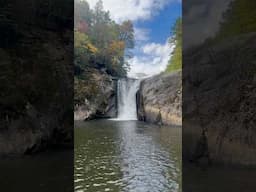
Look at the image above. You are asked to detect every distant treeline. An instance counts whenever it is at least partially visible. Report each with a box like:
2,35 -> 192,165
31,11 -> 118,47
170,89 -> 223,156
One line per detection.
166,0 -> 256,72
74,0 -> 135,77
166,18 -> 182,73
208,0 -> 256,43
217,0 -> 256,40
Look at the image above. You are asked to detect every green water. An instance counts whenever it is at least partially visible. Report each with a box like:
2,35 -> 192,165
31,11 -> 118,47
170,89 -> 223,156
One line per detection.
74,120 -> 181,192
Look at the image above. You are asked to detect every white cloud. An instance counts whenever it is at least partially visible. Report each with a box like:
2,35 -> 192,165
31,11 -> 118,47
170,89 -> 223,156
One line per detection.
142,42 -> 168,55
134,28 -> 150,42
128,39 -> 175,78
87,0 -> 178,23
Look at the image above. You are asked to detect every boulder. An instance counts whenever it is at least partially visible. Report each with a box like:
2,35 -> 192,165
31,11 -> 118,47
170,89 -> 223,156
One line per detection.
137,71 -> 182,126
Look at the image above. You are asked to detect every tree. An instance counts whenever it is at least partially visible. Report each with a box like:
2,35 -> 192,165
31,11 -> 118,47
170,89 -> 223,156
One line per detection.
74,0 -> 134,77
166,18 -> 182,72
119,20 -> 135,59
119,20 -> 135,49
74,31 -> 98,69
106,40 -> 126,76
75,0 -> 91,33
215,0 -> 256,41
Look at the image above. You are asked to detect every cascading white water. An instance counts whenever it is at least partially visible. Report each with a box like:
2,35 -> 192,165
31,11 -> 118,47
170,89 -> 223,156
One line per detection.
116,78 -> 140,120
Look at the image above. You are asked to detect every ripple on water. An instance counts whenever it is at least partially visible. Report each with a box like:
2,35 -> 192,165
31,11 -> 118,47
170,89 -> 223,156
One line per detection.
74,120 -> 181,192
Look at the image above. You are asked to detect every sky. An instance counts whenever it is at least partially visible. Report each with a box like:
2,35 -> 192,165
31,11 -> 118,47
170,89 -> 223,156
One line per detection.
87,0 -> 182,78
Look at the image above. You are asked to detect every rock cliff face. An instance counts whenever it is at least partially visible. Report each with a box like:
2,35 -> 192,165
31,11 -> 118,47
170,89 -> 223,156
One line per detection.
0,31 -> 73,155
74,69 -> 117,121
183,33 -> 256,166
0,0 -> 73,155
137,71 -> 182,126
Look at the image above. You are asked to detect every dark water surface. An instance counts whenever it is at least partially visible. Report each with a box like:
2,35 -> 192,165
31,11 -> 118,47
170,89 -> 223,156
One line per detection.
0,149 -> 73,192
184,163 -> 256,192
75,120 -> 181,192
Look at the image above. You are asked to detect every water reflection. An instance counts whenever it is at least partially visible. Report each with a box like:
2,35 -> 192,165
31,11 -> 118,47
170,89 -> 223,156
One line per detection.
75,121 -> 123,192
74,120 -> 181,192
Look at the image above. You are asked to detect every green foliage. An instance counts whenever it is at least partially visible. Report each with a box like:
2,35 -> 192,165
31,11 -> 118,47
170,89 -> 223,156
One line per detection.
74,0 -> 134,77
119,20 -> 135,57
74,0 -> 91,31
166,18 -> 182,73
213,0 -> 256,42
74,31 -> 98,69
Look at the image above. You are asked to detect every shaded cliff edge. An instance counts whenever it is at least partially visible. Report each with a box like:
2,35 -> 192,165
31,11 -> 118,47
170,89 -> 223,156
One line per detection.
74,69 -> 117,121
0,0 -> 74,156
0,31 -> 73,155
183,33 -> 256,166
137,71 -> 182,126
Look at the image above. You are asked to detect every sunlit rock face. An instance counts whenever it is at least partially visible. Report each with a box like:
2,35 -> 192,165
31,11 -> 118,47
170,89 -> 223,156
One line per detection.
183,33 -> 256,166
137,71 -> 182,126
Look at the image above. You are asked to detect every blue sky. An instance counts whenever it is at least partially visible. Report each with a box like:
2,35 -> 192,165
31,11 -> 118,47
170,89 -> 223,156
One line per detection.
135,2 -> 181,44
87,0 -> 181,77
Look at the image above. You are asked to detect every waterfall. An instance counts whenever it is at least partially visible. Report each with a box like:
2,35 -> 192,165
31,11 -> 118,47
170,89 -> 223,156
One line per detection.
116,78 -> 140,120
